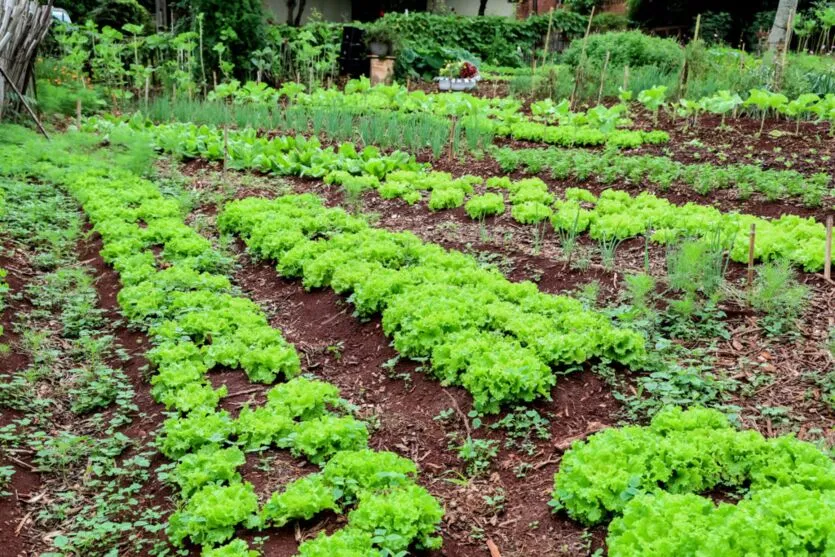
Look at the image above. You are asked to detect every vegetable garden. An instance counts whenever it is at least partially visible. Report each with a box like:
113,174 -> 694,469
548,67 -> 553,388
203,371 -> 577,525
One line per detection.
1,6 -> 835,557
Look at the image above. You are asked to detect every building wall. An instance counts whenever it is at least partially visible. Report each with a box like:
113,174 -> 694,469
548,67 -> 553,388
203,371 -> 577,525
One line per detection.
264,0 -> 353,24
444,0 -> 517,17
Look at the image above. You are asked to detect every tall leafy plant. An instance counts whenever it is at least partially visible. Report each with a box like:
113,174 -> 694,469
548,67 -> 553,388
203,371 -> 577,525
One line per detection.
176,0 -> 267,78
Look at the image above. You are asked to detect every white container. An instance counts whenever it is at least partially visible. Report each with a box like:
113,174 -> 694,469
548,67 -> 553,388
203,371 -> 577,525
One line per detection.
435,75 -> 480,91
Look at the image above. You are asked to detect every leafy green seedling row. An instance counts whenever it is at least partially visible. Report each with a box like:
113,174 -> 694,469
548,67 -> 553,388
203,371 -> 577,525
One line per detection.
493,145 -> 832,207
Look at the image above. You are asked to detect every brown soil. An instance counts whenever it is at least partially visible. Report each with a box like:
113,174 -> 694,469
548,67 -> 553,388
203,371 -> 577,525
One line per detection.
0,249 -> 39,557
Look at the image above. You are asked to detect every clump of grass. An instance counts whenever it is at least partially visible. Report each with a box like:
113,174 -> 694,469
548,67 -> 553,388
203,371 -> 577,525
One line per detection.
747,261 -> 809,336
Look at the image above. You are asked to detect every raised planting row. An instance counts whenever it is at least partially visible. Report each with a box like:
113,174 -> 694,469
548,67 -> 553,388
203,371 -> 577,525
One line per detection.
0,177 -> 156,553
218,194 -> 646,413
100,119 -> 827,273
0,125 -> 443,556
551,406 -> 835,556
168,80 -> 672,150
492,145 -> 833,207
210,79 -> 835,144
330,168 -> 827,272
502,122 -> 669,149
91,116 -> 425,180
0,183 -> 6,345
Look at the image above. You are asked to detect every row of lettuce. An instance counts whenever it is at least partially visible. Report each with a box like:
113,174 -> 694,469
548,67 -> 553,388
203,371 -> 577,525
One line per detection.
552,406 -> 835,555
492,145 -> 832,208
89,118 -> 829,273
0,126 -> 442,557
219,194 -> 645,412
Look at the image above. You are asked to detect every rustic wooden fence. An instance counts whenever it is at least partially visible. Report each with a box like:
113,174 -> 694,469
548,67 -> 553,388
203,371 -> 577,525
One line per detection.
0,0 -> 53,120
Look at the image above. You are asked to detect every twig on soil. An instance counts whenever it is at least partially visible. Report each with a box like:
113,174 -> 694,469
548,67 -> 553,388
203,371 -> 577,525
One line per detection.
487,539 -> 502,557
533,457 -> 561,470
442,389 -> 471,438
320,308 -> 348,327
15,511 -> 33,536
225,387 -> 264,398
5,455 -> 36,471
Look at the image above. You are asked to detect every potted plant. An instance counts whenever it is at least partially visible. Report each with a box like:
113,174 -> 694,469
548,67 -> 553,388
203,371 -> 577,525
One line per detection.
435,60 -> 480,91
364,23 -> 396,58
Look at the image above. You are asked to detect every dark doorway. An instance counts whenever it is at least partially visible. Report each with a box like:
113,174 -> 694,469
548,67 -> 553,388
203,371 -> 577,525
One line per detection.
351,0 -> 428,22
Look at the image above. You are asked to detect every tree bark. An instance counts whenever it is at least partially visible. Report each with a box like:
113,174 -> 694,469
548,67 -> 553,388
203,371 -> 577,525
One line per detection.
286,0 -> 296,25
767,0 -> 798,50
478,0 -> 488,15
294,0 -> 306,26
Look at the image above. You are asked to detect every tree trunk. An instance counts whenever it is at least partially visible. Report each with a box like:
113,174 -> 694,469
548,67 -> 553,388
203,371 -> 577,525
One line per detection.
767,0 -> 798,50
294,0 -> 306,26
286,0 -> 296,25
478,0 -> 488,15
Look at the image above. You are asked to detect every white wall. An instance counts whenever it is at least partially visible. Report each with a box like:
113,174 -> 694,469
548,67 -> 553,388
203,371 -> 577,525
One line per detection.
264,0 -> 353,24
444,0 -> 516,17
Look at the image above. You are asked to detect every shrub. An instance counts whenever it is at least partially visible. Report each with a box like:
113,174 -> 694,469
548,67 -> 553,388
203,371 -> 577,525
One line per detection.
591,13 -> 630,33
561,31 -> 684,73
182,0 -> 268,76
90,0 -> 152,31
380,11 -> 587,69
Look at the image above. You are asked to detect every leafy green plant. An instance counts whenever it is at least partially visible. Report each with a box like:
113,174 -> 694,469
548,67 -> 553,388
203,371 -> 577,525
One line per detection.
168,481 -> 259,546
746,261 -> 809,336
551,406 -> 835,527
637,85 -> 668,126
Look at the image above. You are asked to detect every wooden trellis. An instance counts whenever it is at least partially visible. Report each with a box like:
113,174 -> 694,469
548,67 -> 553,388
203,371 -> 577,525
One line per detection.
0,0 -> 53,121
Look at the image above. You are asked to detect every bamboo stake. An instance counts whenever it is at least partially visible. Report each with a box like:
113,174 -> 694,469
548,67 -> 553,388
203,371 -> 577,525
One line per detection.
570,7 -> 595,109
825,216 -> 833,282
448,116 -> 457,162
223,126 -> 229,176
747,223 -> 756,288
776,8 -> 795,90
541,7 -> 555,68
679,14 -> 700,100
597,50 -> 610,105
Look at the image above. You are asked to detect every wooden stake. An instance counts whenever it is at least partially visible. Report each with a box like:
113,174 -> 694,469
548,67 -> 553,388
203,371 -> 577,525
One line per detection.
0,65 -> 48,140
570,6 -> 595,109
76,98 -> 82,128
223,126 -> 229,175
825,216 -> 833,282
448,116 -> 457,162
776,8 -> 795,90
597,50 -> 611,105
623,65 -> 630,90
747,223 -> 756,287
541,7 -> 555,68
679,14 -> 700,100
144,75 -> 150,107
487,539 -> 502,557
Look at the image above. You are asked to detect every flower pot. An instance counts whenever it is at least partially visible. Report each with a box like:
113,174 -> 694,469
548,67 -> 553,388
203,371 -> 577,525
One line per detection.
434,76 -> 480,92
368,41 -> 390,57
